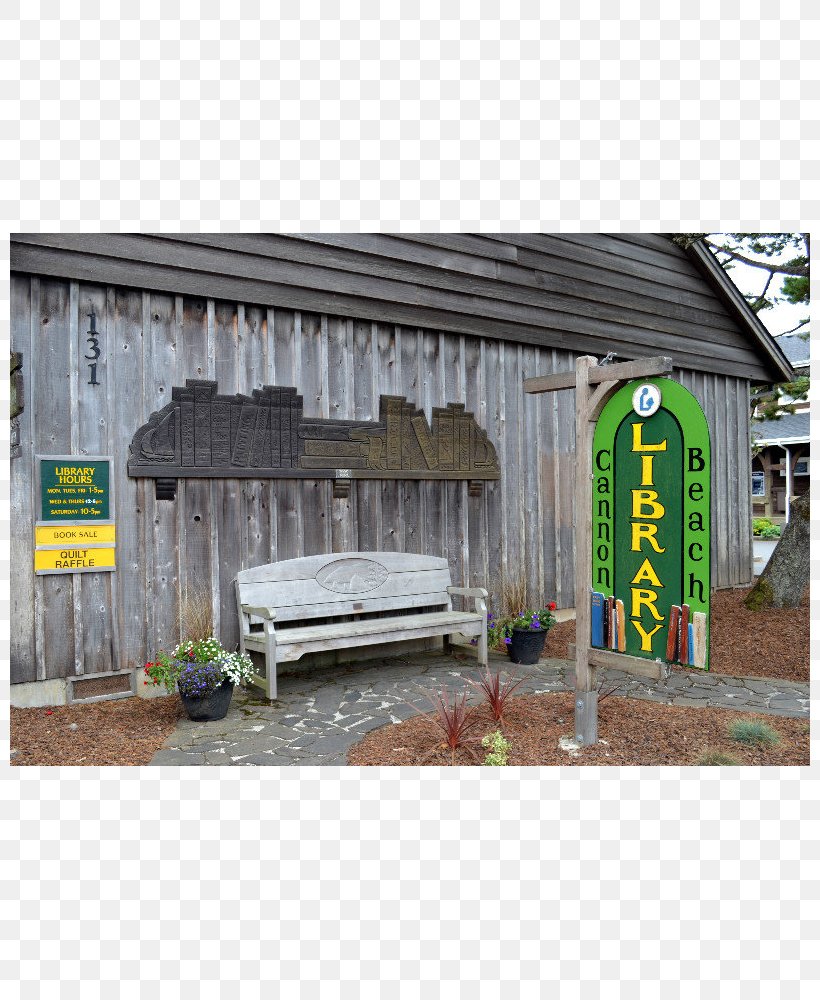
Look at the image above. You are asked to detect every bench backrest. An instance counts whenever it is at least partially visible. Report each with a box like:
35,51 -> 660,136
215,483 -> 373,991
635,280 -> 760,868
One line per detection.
235,552 -> 453,624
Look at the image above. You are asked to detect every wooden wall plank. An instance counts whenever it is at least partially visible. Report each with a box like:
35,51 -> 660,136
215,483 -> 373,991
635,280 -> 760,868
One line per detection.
213,300 -> 243,651
76,282 -> 113,674
464,333 -> 486,590
273,309 -> 302,561
377,322 -> 402,552
140,292 -> 157,660
141,291 -> 180,653
10,275 -> 36,683
179,297 -> 213,644
68,282 -> 83,676
442,331 -> 465,585
483,338 -> 504,612
353,319 -> 379,552
555,350 -> 577,606
108,288 -> 147,671
34,279 -> 75,680
521,344 -> 544,602
735,377 -> 753,584
398,324 -> 423,556
299,311 -> 330,557
241,304 -> 274,577
420,330 -> 443,563
328,315 -> 356,554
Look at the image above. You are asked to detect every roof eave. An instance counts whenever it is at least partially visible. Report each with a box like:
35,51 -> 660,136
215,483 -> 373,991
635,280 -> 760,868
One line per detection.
752,435 -> 811,446
681,239 -> 796,384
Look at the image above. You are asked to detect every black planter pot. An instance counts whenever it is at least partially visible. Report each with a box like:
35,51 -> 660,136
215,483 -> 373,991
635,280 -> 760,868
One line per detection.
179,678 -> 234,721
507,627 -> 547,665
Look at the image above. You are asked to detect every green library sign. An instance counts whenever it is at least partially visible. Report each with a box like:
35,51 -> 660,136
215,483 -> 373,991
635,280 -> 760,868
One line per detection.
39,457 -> 111,522
591,379 -> 711,669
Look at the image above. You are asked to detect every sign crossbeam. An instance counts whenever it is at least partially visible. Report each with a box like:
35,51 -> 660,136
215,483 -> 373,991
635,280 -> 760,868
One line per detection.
523,356 -> 673,396
526,354 -> 675,746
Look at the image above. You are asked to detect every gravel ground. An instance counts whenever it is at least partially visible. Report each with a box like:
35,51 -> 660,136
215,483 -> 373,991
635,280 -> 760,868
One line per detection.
10,694 -> 183,767
348,692 -> 810,767
543,584 -> 809,682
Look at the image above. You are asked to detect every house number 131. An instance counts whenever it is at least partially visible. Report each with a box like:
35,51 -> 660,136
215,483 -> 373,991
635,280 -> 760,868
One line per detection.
86,310 -> 101,385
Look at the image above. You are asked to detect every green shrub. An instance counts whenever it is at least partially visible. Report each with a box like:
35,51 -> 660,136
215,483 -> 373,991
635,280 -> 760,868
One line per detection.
752,517 -> 781,538
482,729 -> 511,766
696,751 -> 741,766
728,719 -> 780,747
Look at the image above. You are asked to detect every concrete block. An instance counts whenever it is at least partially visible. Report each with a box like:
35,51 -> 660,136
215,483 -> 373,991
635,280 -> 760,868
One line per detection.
135,669 -> 174,700
10,678 -> 67,708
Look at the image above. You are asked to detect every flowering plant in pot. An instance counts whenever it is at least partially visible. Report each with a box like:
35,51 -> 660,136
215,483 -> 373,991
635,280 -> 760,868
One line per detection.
499,604 -> 557,664
144,637 -> 254,721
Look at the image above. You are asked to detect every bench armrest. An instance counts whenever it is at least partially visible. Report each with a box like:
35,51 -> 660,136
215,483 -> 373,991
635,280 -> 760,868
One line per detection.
241,604 -> 277,621
447,587 -> 489,599
446,586 -> 488,616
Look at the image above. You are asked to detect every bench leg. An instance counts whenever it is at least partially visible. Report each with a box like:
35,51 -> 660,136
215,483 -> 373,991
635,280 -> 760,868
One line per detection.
477,626 -> 488,668
264,624 -> 277,701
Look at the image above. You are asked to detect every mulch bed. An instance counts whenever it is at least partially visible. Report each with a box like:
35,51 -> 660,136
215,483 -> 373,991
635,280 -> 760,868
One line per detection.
10,694 -> 183,767
347,693 -> 810,767
543,584 -> 809,683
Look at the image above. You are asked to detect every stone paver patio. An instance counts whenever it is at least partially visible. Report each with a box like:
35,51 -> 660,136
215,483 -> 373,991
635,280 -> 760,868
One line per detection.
149,650 -> 809,766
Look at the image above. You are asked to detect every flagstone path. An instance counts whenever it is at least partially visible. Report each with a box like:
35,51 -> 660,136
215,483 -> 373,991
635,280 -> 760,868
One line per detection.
149,650 -> 810,767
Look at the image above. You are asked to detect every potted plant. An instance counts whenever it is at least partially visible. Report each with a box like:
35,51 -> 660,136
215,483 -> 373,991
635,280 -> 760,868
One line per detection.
144,637 -> 254,721
496,604 -> 557,664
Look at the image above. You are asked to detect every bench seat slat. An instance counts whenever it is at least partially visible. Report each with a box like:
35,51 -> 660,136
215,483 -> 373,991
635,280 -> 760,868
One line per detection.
244,611 -> 484,663
244,610 -> 482,647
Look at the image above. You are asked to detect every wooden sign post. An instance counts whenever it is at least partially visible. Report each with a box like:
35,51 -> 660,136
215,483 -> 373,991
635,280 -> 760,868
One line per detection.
525,355 -> 674,745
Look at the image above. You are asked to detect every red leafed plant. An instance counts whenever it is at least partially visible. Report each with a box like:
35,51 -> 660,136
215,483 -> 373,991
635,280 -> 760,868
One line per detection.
423,687 -> 483,765
467,667 -> 523,725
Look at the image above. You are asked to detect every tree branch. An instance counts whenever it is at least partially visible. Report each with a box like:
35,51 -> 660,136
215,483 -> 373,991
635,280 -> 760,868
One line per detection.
778,319 -> 810,336
705,240 -> 809,277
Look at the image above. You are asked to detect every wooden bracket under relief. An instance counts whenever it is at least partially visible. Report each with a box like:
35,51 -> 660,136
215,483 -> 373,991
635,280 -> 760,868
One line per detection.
468,480 -> 484,497
155,478 -> 177,501
332,478 -> 352,499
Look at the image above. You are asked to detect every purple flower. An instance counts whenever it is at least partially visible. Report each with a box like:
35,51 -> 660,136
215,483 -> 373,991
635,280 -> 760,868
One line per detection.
504,637 -> 511,645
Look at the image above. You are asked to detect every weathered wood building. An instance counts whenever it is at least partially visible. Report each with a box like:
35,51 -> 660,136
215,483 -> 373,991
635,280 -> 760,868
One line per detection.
10,233 -> 793,698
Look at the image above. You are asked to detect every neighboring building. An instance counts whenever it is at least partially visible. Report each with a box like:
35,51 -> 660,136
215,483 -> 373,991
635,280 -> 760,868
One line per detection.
10,234 -> 793,698
751,332 -> 810,524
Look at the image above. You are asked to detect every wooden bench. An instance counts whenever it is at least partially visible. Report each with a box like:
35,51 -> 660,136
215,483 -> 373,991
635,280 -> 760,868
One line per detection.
235,552 -> 488,700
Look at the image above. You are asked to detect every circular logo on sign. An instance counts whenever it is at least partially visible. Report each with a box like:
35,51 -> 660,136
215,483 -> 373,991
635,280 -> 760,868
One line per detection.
632,383 -> 662,417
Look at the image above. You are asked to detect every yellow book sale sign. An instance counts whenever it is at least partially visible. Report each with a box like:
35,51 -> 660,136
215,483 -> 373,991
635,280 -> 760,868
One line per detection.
35,547 -> 116,574
35,524 -> 116,546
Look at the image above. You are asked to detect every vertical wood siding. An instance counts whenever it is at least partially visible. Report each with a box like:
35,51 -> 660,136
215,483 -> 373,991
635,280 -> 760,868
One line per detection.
10,274 -> 754,684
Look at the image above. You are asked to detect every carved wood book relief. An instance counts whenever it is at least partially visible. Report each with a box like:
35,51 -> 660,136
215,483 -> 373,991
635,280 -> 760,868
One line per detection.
128,380 -> 500,498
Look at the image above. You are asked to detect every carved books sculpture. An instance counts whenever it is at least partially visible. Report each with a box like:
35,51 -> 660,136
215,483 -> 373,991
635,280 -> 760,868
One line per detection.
128,380 -> 500,499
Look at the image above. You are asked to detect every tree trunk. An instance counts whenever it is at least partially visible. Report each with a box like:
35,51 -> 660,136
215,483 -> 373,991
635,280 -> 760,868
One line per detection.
745,490 -> 810,609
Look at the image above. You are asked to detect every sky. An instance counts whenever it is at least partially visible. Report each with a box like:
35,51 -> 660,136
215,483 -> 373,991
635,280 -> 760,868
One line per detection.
706,233 -> 808,339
